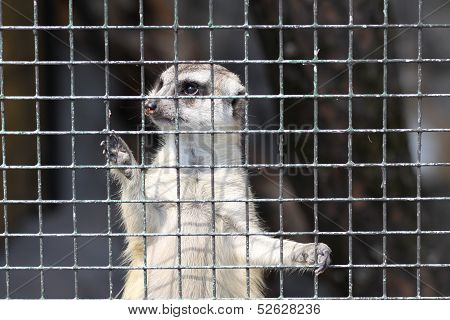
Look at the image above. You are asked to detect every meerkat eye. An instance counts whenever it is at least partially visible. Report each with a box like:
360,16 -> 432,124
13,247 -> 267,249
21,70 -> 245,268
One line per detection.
182,82 -> 199,96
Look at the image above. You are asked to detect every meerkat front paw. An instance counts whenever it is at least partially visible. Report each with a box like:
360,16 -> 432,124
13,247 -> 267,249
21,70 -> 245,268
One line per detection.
101,133 -> 135,179
292,242 -> 331,275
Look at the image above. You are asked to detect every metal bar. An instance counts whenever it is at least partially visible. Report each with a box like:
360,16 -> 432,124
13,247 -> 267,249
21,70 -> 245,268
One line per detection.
0,196 -> 449,204
3,127 -> 450,135
2,23 -> 450,31
278,0 -> 285,299
3,229 -> 450,237
4,58 -> 450,65
68,0 -> 78,299
416,0 -> 423,299
347,0 -> 354,299
103,0 -> 114,300
312,0 -> 319,299
6,161 -> 450,169
208,0 -> 217,299
33,0 -> 44,299
0,0 -> 10,300
4,93 -> 450,100
1,264 -> 449,271
173,0 -> 182,299
243,0 -> 250,300
137,0 -> 149,300
382,0 -> 388,299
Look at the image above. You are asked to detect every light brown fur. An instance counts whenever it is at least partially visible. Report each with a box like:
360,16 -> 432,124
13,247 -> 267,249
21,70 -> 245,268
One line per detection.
105,64 -> 331,299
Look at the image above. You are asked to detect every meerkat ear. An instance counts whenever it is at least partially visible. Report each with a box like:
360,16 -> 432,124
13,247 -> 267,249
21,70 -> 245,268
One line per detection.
231,89 -> 246,121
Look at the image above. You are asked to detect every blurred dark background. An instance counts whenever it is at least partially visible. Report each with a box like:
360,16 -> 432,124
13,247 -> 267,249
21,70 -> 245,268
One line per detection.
1,0 -> 450,299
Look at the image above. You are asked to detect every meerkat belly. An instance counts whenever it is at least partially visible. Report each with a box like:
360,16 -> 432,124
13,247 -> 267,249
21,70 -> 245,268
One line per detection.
143,169 -> 261,298
146,208 -> 253,298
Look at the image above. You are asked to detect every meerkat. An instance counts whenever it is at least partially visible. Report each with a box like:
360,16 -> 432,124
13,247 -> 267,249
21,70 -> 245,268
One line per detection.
102,64 -> 331,299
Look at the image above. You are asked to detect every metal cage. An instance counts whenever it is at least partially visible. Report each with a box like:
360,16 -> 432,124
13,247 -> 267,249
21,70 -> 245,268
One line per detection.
0,0 -> 450,299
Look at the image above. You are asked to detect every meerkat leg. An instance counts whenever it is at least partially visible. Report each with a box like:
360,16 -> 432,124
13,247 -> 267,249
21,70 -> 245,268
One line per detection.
100,133 -> 145,216
101,133 -> 147,299
235,236 -> 331,275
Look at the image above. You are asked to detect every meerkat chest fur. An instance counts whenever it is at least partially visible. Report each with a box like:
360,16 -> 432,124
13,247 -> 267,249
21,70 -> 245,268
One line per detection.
145,132 -> 243,207
146,132 -> 247,235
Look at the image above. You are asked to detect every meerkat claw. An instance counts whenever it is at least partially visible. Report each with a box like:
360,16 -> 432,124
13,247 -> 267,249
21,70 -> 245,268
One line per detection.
314,245 -> 331,275
101,134 -> 134,179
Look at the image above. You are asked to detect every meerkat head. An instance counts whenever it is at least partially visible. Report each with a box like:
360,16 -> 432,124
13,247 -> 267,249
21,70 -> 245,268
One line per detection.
144,64 -> 246,130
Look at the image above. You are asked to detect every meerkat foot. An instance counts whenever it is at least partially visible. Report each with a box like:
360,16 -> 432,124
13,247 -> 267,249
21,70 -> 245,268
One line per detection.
101,133 -> 135,179
293,243 -> 331,275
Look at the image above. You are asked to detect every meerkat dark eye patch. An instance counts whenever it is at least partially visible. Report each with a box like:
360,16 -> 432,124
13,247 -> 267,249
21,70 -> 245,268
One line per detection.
180,81 -> 200,96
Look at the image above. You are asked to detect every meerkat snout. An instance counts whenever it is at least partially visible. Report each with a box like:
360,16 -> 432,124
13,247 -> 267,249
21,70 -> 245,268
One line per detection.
144,100 -> 157,116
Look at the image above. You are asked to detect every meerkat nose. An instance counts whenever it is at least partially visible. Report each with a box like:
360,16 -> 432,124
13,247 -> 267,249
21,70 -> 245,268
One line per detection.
144,101 -> 158,116
148,101 -> 157,110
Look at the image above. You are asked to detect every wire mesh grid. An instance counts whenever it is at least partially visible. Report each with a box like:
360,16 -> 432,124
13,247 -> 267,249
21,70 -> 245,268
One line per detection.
0,0 -> 450,299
